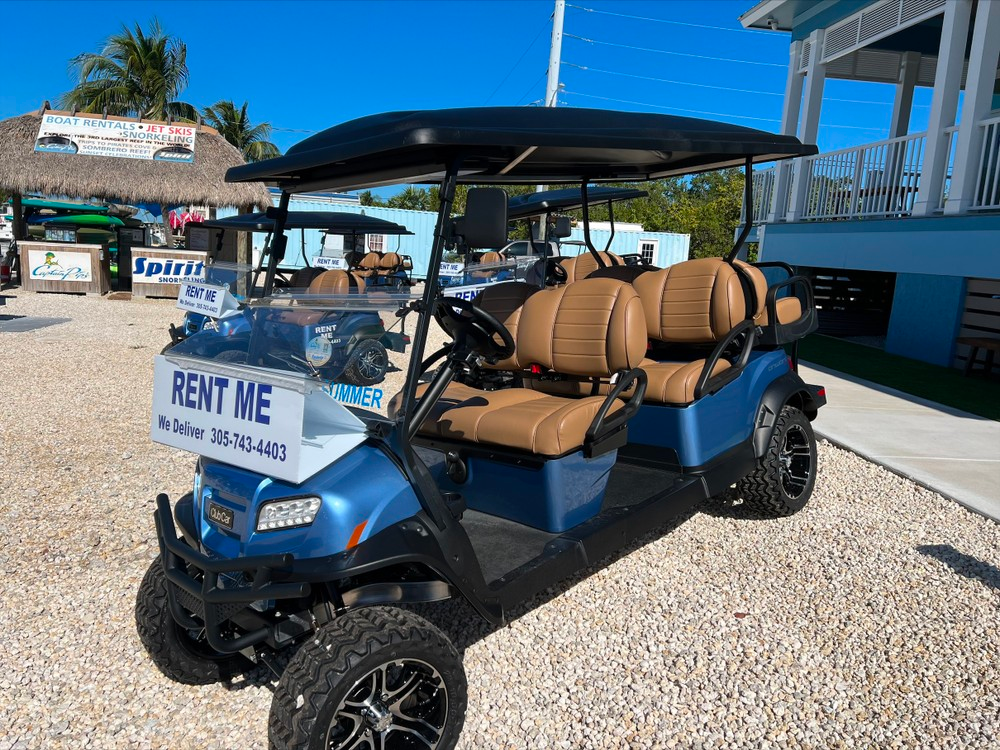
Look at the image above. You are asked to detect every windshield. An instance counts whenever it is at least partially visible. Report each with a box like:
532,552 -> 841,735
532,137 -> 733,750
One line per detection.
167,290 -> 435,422
439,254 -> 545,300
203,260 -> 254,302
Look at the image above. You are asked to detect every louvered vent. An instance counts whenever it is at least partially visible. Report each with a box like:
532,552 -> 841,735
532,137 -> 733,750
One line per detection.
824,17 -> 861,59
901,0 -> 945,23
855,49 -> 902,79
859,1 -> 899,40
799,39 -> 812,72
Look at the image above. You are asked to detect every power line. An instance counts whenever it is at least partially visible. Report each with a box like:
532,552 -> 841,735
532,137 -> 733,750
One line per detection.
517,69 -> 550,105
563,61 -> 930,108
485,14 -> 552,105
565,32 -> 786,67
562,90 -> 890,132
566,3 -> 778,36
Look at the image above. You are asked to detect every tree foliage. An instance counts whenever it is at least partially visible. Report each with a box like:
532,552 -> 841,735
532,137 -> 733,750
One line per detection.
201,100 -> 281,163
60,19 -> 195,120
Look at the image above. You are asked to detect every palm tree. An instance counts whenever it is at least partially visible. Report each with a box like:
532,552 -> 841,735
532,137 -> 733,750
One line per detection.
201,100 -> 281,163
60,19 -> 195,121
61,19 -> 195,245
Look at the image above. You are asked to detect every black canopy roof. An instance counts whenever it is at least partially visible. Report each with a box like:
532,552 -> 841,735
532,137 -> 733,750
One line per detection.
198,211 -> 412,234
227,107 -> 816,192
506,186 -> 648,219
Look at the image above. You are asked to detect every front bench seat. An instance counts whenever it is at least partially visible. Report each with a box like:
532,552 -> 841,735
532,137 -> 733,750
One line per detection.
414,278 -> 646,456
275,270 -> 366,325
377,252 -> 403,276
631,258 -> 749,404
355,252 -> 382,278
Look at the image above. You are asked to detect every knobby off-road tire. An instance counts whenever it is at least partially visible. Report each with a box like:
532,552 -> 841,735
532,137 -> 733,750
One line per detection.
737,405 -> 817,517
342,339 -> 389,387
135,558 -> 248,685
269,606 -> 467,750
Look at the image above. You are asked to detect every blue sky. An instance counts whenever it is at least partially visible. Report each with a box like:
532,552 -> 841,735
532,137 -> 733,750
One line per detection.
4,0 -> 928,157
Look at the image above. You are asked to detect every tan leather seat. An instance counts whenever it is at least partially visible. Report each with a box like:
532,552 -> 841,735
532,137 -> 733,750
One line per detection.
558,251 -> 621,284
409,278 -> 646,456
732,259 -> 803,326
470,251 -> 505,279
356,252 -> 382,277
629,258 -> 750,404
377,252 -> 402,275
307,269 -> 365,295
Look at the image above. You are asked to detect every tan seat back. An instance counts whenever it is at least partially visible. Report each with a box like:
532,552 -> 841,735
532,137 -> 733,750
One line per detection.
358,252 -> 382,270
473,282 -> 537,370
517,277 -> 645,377
732,260 -> 767,322
559,251 -> 622,284
632,258 -> 747,344
288,266 -> 325,289
307,269 -> 362,295
379,252 -> 402,271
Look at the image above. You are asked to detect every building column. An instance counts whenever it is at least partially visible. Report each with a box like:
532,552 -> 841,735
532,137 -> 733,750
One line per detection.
890,51 -> 920,138
945,0 -> 1000,214
787,29 -> 826,221
912,0 -> 973,216
768,40 -> 804,222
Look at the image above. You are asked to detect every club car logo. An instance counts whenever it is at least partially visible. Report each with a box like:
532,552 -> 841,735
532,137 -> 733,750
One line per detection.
133,256 -> 205,284
29,249 -> 92,282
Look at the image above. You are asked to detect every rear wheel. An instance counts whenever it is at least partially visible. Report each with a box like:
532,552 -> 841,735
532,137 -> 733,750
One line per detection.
135,558 -> 249,684
269,606 -> 466,750
737,405 -> 817,517
342,339 -> 388,387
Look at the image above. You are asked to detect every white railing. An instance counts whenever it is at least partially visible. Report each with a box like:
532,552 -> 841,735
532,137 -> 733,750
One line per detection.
799,132 -> 927,220
938,124 -> 960,210
742,167 -> 776,225
971,114 -> 1000,210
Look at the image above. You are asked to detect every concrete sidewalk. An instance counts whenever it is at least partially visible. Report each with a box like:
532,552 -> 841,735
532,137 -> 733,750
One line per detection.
799,362 -> 1000,521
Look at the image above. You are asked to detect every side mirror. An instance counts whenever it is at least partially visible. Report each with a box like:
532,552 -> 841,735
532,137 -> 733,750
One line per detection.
551,215 -> 572,239
462,188 -> 508,249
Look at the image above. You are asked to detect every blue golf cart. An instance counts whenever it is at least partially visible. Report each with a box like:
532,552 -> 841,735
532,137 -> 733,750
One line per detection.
138,107 -> 823,750
165,211 -> 414,386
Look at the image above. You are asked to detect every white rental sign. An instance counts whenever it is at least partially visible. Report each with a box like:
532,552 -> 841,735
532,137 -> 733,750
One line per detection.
34,113 -> 197,163
314,256 -> 348,269
150,356 -> 367,484
27,248 -> 93,282
176,282 -> 239,318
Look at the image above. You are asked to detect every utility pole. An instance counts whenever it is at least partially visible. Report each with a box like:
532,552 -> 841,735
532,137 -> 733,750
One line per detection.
545,0 -> 566,107
538,0 -> 566,196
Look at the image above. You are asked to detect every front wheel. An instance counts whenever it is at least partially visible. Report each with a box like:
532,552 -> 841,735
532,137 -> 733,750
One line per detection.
135,558 -> 249,685
269,606 -> 467,750
736,405 -> 817,517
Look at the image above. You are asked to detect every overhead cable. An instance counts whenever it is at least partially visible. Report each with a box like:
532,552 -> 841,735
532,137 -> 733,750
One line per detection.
566,4 -> 778,36
565,33 -> 786,67
485,14 -> 553,105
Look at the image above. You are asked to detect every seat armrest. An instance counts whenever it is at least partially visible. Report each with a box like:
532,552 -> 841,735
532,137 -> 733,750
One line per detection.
585,367 -> 648,457
694,319 -> 756,400
759,275 -> 818,347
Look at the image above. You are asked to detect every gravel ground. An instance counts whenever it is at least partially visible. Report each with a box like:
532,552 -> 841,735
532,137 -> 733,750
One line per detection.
1,289 -> 999,750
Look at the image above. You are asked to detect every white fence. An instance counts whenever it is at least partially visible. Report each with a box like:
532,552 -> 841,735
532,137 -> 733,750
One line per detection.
971,114 -> 1000,210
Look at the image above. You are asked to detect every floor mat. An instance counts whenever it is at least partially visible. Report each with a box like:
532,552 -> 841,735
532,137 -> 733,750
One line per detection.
0,316 -> 70,332
461,510 -> 557,584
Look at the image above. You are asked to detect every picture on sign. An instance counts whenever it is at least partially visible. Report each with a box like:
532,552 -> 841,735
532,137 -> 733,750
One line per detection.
34,113 -> 197,163
133,255 -> 205,284
27,248 -> 92,282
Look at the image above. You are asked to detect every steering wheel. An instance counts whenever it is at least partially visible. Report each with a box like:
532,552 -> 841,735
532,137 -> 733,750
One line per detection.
545,257 -> 568,285
433,297 -> 515,363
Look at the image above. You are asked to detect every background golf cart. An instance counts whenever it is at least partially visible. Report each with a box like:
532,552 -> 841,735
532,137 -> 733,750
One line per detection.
143,106 -> 821,750
165,210 -> 415,386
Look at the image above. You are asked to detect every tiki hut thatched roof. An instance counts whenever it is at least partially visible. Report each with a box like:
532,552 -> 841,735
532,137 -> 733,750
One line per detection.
0,110 -> 272,210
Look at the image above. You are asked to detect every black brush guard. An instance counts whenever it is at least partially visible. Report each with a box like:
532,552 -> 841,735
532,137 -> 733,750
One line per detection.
153,493 -> 310,653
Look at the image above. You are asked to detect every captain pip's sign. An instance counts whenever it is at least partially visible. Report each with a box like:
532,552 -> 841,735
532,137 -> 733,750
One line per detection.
151,356 -> 368,484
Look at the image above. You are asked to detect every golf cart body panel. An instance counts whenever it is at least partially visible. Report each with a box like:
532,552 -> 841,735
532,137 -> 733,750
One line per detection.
143,109 -> 825,743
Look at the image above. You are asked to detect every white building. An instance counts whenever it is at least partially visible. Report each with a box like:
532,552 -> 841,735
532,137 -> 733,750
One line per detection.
740,0 -> 1000,369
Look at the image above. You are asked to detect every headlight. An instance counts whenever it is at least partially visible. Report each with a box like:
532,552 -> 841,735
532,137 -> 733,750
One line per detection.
256,496 -> 321,532
202,319 -> 219,332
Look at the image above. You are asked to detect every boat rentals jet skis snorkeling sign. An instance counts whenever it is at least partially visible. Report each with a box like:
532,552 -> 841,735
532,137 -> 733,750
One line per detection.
34,113 -> 198,162
149,355 -> 367,484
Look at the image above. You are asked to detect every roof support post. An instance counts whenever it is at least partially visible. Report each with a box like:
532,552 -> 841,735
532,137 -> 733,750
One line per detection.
944,0 -> 1000,215
787,29 -> 826,222
767,39 -> 804,223
912,0 -> 973,217
890,51 -> 921,138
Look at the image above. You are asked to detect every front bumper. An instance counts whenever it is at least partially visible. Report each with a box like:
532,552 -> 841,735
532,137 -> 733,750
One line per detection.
154,493 -> 310,653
